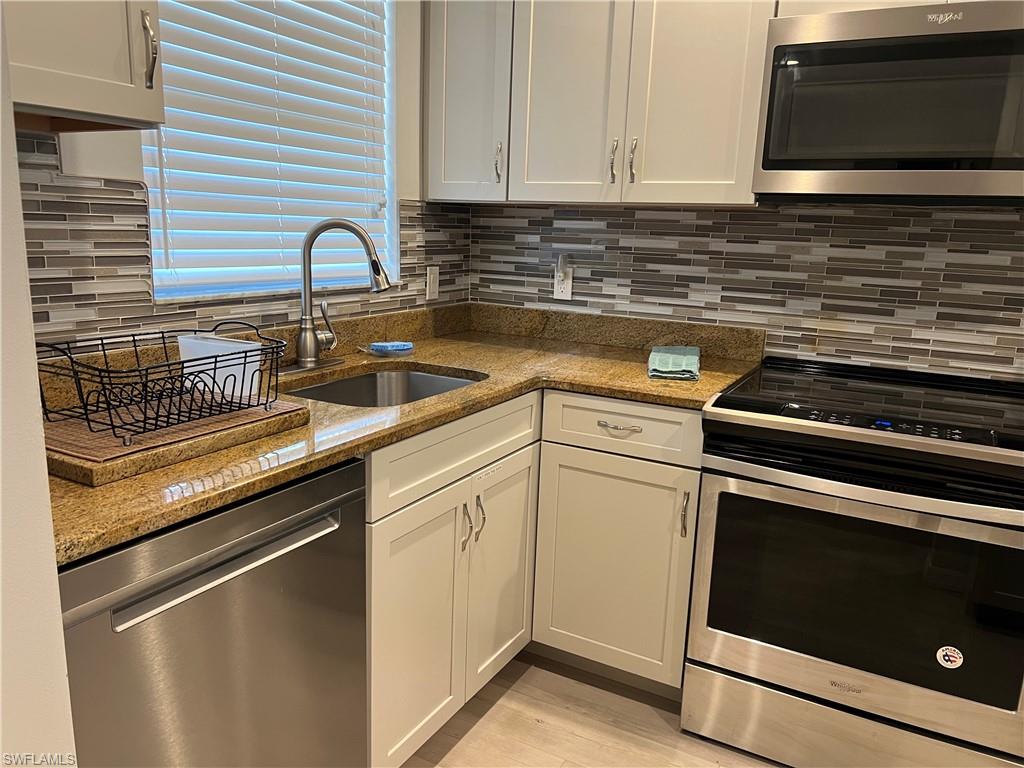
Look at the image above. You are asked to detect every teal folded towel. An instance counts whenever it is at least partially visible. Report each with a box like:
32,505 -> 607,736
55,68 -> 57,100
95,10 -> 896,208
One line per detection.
648,346 -> 700,381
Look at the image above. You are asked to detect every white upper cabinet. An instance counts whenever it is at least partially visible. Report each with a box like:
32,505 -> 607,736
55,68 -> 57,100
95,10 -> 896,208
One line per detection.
4,0 -> 164,127
425,0 -> 513,200
622,1 -> 774,204
508,0 -> 633,202
428,0 -> 804,204
777,0 -> 941,15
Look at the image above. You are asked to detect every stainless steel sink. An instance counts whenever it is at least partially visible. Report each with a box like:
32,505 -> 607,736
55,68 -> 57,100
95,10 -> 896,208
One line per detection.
289,370 -> 478,407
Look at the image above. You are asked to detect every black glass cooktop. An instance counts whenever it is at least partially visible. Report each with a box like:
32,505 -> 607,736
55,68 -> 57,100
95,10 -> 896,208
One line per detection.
715,357 -> 1024,451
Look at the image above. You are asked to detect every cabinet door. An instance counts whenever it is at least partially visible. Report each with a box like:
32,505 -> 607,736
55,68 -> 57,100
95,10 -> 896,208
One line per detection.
5,0 -> 164,126
533,442 -> 699,685
368,479 -> 471,768
776,0 -> 939,14
622,1 -> 773,205
465,443 -> 540,699
508,0 -> 633,202
425,0 -> 513,201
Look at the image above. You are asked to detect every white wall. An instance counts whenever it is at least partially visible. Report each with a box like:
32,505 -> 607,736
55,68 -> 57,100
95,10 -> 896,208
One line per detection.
0,18 -> 77,759
59,130 -> 143,181
395,0 -> 423,200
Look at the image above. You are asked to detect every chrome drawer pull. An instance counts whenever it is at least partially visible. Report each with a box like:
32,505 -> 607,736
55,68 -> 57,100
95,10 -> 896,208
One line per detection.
460,501 -> 473,551
609,138 -> 619,183
597,419 -> 643,434
494,141 -> 503,183
628,137 -> 638,183
680,490 -> 691,538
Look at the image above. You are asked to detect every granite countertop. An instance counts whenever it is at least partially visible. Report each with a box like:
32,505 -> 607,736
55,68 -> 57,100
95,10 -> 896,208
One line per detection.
49,327 -> 760,567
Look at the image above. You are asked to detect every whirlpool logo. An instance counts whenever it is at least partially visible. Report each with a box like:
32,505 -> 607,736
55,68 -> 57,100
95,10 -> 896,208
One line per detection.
926,11 -> 963,24
829,680 -> 863,694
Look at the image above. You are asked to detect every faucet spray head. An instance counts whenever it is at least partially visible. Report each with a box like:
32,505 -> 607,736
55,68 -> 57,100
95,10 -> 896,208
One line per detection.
368,252 -> 392,293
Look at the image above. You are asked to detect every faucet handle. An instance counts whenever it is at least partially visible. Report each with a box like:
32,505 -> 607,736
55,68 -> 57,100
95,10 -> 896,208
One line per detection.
316,299 -> 338,352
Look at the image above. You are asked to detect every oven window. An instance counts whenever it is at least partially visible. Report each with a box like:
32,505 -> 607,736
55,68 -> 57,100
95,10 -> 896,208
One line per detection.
764,31 -> 1024,170
707,492 -> 1024,710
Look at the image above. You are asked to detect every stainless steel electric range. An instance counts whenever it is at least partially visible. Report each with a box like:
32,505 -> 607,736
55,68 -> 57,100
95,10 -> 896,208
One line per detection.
682,357 -> 1024,768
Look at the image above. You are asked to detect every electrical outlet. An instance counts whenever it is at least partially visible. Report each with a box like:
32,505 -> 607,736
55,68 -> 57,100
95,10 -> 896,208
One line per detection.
426,266 -> 439,301
553,255 -> 573,301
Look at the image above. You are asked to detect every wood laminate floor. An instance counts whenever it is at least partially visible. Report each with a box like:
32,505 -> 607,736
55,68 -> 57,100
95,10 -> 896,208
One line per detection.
407,657 -> 775,768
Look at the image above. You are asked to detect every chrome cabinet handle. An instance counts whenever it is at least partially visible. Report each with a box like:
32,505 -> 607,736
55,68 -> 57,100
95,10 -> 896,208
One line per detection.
460,501 -> 474,551
474,494 -> 487,541
494,141 -> 503,183
141,10 -> 159,90
680,490 -> 691,538
597,419 -> 643,434
609,138 -> 619,183
628,137 -> 638,183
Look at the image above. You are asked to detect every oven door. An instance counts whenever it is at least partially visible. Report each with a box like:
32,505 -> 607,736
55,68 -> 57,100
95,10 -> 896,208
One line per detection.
689,468 -> 1024,757
752,2 -> 1024,198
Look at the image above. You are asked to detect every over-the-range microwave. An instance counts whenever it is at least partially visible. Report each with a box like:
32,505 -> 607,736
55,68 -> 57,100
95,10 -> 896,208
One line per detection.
753,1 -> 1024,200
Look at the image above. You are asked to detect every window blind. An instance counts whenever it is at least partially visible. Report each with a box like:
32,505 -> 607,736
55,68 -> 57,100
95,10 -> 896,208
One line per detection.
143,0 -> 394,302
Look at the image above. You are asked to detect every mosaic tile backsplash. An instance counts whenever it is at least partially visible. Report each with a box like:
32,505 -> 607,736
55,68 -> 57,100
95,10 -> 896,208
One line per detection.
470,204 -> 1023,379
18,132 -> 469,343
18,131 -> 1024,379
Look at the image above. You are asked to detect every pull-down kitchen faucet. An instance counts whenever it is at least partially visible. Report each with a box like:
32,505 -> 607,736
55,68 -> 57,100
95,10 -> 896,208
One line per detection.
296,218 -> 393,369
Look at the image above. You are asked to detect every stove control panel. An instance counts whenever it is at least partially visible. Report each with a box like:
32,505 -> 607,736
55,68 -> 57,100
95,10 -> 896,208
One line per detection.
780,405 -> 998,445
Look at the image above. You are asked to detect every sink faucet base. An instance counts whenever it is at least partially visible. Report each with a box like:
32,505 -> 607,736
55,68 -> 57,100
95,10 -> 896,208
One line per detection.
295,316 -> 321,369
296,299 -> 340,368
297,218 -> 393,368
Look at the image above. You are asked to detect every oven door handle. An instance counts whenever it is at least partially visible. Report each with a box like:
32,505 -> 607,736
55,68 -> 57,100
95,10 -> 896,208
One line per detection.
702,454 -> 1023,530
699,466 -> 1024,548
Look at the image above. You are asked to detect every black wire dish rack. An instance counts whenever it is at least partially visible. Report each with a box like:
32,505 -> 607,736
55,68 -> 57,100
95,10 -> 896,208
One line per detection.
38,322 -> 288,447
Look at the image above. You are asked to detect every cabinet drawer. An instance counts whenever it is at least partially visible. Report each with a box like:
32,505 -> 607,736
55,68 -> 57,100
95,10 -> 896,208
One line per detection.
367,392 -> 541,521
542,392 -> 701,467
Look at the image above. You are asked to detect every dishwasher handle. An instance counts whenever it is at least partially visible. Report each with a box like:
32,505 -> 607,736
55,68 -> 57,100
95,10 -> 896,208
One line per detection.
111,510 -> 340,632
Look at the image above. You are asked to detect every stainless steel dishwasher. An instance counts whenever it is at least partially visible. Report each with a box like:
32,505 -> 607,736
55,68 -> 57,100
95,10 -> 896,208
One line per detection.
59,461 -> 367,767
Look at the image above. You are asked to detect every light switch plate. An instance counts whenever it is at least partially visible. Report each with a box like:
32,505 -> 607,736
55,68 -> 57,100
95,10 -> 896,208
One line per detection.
426,266 -> 439,301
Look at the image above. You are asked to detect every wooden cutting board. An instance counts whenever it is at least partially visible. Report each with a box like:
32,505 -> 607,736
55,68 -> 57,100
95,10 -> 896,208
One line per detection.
46,399 -> 310,486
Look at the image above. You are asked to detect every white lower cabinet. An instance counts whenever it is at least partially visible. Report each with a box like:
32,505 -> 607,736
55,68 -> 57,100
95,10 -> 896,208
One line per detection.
465,444 -> 540,699
368,478 -> 470,768
369,393 -> 702,763
369,443 -> 539,767
532,442 -> 699,686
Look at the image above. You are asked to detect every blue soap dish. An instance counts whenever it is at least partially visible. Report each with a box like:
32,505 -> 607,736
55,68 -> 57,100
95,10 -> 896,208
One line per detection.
362,341 -> 414,358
